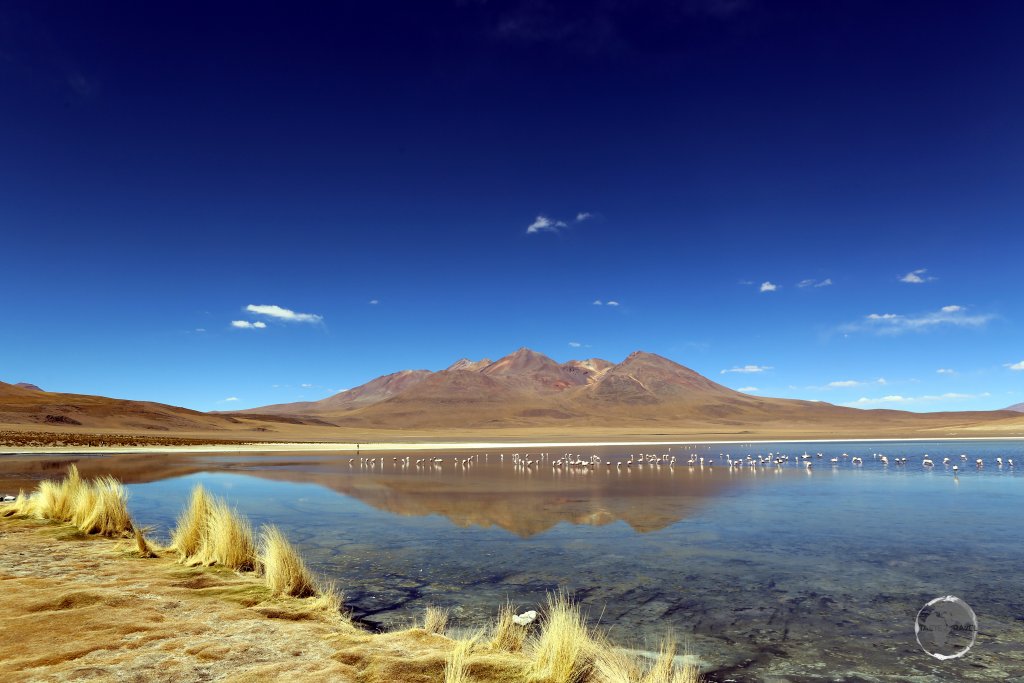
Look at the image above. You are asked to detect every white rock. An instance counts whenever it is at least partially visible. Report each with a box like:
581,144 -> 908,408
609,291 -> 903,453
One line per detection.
512,610 -> 537,626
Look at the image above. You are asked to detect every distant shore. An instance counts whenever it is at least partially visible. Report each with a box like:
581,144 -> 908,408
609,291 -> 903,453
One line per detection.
3,434 -> 1023,456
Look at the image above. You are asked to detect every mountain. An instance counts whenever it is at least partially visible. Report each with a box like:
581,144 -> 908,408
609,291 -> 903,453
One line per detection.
14,382 -> 43,392
1007,402 -> 1024,412
4,352 -> 1022,442
236,348 -> 1019,434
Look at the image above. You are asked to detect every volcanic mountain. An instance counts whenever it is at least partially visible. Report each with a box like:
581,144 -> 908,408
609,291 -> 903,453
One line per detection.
236,348 -> 1019,434
1007,402 -> 1024,412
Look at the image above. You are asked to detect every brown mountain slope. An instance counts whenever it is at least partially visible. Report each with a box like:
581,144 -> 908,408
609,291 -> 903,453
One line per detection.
1007,402 -> 1024,412
243,370 -> 433,417
237,349 -> 1020,433
0,380 -> 264,434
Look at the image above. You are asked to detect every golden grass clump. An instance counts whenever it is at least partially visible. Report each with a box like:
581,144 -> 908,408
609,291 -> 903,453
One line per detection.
527,591 -> 598,683
1,490 -> 31,517
169,484 -> 213,558
423,604 -> 451,635
73,476 -> 133,536
169,485 -> 257,571
10,465 -> 135,537
33,464 -> 84,521
202,499 -> 258,570
444,633 -> 480,683
593,637 -> 702,683
259,524 -> 318,598
490,601 -> 529,653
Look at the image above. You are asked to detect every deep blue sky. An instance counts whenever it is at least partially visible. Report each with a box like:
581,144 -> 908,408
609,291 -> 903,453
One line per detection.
2,1 -> 1022,412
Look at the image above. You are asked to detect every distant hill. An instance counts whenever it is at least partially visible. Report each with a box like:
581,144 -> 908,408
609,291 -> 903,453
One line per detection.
1007,402 -> 1024,412
0,380 -> 307,435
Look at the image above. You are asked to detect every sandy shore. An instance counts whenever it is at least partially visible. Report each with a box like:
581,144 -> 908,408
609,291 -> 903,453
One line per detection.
2,435 -> 1023,456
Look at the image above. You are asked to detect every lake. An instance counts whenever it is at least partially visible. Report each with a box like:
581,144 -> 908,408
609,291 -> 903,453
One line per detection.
2,439 -> 1022,681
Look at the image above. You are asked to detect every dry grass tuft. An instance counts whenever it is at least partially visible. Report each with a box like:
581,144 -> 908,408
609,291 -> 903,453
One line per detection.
527,591 -> 598,683
260,524 -> 318,598
592,637 -> 703,683
169,484 -> 212,559
202,499 -> 258,570
9,466 -> 135,537
444,632 -> 481,683
74,476 -> 133,536
490,601 -> 529,653
134,526 -> 157,558
423,604 -> 451,635
169,486 -> 257,570
1,490 -> 31,517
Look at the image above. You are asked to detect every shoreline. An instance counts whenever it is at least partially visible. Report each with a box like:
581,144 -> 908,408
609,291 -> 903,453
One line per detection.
2,434 -> 1024,456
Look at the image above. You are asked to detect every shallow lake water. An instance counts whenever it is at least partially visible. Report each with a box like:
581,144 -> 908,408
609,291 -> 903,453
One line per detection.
3,439 -> 1023,681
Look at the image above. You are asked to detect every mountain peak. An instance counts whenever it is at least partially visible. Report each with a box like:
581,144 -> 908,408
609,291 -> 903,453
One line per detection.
14,382 -> 43,392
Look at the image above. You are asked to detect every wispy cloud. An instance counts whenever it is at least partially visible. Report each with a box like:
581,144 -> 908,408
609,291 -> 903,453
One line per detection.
231,320 -> 267,329
217,396 -> 240,403
937,368 -> 955,375
592,299 -> 603,305
606,300 -> 620,306
245,304 -> 322,323
824,378 -> 887,388
576,212 -> 593,222
899,268 -> 936,284
1006,360 -> 1024,371
568,341 -> 582,348
845,392 -> 990,407
526,215 -> 567,234
737,386 -> 759,392
721,364 -> 772,374
760,281 -> 777,292
842,305 -> 993,335
798,278 -> 832,288
369,299 -> 379,305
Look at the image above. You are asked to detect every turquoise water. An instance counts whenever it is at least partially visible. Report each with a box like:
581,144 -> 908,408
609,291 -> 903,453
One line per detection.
5,440 -> 1023,681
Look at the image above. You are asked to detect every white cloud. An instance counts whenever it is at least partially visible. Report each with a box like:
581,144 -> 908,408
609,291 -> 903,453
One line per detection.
737,386 -> 759,392
526,215 -> 567,234
846,392 -> 990,407
568,341 -> 582,348
760,281 -> 777,292
231,320 -> 267,329
245,304 -> 322,323
828,380 -> 860,388
301,383 -> 314,388
369,299 -> 379,305
592,300 -> 603,305
195,328 -> 206,333
224,396 -> 239,402
721,364 -> 772,374
606,300 -> 620,306
937,368 -> 955,375
899,268 -> 935,284
844,305 -> 993,335
1006,360 -> 1024,371
816,278 -> 833,287
798,278 -> 832,288
576,212 -> 593,222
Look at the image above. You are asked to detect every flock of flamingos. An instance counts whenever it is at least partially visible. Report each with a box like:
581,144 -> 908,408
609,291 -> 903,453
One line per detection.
343,445 -> 1017,477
